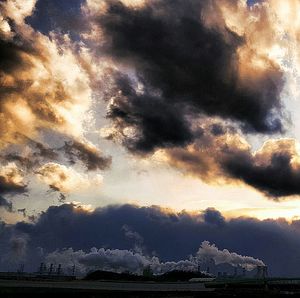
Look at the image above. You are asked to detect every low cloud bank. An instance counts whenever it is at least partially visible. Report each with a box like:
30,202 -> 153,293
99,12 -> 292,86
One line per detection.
1,204 -> 300,276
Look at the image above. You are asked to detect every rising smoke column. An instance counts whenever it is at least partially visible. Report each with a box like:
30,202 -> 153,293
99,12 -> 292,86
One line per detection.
197,241 -> 264,271
44,240 -> 264,275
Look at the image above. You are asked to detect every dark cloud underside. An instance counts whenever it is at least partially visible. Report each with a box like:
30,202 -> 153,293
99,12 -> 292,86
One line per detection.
222,148 -> 300,198
61,140 -> 112,171
1,204 -> 300,276
99,0 -> 284,153
0,175 -> 27,195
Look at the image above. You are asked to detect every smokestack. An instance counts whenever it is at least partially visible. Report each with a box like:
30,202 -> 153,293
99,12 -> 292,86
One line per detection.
57,264 -> 62,275
233,267 -> 237,277
18,264 -> 24,274
49,264 -> 54,275
242,268 -> 246,277
39,263 -> 44,274
256,266 -> 262,278
263,266 -> 268,278
256,265 -> 268,279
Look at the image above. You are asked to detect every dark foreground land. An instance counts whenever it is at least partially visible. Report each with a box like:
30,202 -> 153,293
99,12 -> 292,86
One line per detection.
3,279 -> 300,298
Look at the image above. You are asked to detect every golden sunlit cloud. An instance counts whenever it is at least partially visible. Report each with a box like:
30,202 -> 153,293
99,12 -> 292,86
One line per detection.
2,0 -> 300,220
0,0 -> 112,205
0,162 -> 27,194
36,162 -> 103,193
4,1 -> 300,278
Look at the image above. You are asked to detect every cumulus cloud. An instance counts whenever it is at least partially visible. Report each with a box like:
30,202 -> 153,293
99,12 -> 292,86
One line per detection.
0,0 -> 111,197
36,162 -> 103,193
1,0 -> 37,25
2,204 -> 300,276
221,139 -> 300,198
84,0 -> 285,154
1,0 -> 299,200
0,163 -> 27,195
77,0 -> 300,199
61,140 -> 111,171
202,208 -> 225,227
0,17 -> 90,147
164,127 -> 300,199
104,74 -> 194,153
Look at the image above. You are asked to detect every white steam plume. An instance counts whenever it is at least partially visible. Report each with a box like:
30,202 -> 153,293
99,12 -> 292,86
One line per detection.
197,241 -> 265,270
45,241 -> 265,275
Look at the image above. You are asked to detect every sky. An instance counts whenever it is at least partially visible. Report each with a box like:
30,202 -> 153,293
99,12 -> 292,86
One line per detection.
1,0 -> 300,276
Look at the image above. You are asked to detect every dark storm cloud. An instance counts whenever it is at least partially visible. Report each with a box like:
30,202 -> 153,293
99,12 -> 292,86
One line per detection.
0,173 -> 27,195
4,154 -> 35,170
2,203 -> 300,276
1,136 -> 111,177
202,208 -> 225,227
0,1 -> 111,196
106,74 -> 193,152
61,140 -> 112,171
97,0 -> 284,153
164,123 -> 300,199
33,141 -> 59,161
221,144 -> 300,198
0,38 -> 35,74
0,138 -> 58,171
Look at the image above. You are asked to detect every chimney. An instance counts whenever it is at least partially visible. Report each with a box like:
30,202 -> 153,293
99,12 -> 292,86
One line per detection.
18,264 -> 24,274
57,264 -> 62,275
233,267 -> 238,277
263,266 -> 268,278
49,264 -> 54,275
39,263 -> 44,274
256,265 -> 268,278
